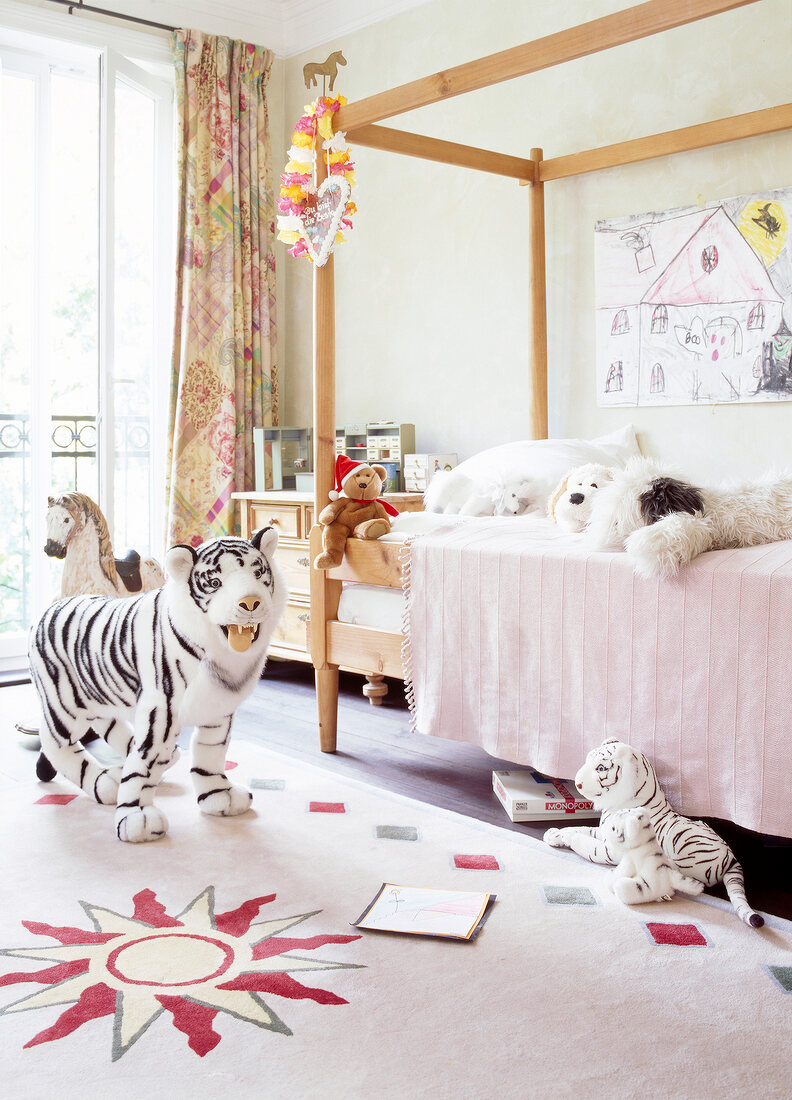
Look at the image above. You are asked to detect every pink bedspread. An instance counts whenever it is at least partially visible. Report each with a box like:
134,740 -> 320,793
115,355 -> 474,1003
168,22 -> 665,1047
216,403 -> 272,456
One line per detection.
404,516 -> 792,838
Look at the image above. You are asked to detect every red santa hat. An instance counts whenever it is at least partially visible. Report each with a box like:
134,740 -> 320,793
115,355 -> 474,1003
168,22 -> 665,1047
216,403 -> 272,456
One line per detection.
329,454 -> 367,500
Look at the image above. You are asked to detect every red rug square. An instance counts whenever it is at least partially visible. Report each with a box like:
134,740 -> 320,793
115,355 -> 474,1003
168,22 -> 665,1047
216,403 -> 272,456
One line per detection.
646,922 -> 708,946
309,801 -> 346,814
453,854 -> 500,870
35,794 -> 78,806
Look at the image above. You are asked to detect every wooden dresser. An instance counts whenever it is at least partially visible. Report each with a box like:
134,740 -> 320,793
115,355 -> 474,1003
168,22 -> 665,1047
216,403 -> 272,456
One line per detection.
232,490 -> 423,675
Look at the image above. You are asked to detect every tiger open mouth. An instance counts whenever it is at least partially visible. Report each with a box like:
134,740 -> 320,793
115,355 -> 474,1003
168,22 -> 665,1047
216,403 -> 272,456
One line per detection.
221,623 -> 260,653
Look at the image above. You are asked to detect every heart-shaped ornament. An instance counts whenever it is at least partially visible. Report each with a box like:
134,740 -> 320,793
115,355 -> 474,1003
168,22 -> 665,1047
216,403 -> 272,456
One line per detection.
299,177 -> 352,267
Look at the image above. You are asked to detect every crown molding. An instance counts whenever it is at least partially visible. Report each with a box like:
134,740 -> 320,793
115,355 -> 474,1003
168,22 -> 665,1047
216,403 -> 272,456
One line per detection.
279,0 -> 430,58
0,0 -> 431,58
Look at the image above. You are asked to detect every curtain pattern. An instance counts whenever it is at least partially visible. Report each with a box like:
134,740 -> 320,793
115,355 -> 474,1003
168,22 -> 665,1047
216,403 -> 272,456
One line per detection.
167,31 -> 278,546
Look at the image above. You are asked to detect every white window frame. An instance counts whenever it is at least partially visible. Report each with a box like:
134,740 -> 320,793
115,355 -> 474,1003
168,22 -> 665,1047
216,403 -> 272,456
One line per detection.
0,5 -> 174,670
100,49 -> 174,551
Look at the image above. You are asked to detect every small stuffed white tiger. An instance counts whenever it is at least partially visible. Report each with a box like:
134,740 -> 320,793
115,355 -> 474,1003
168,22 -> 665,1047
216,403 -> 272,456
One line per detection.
544,738 -> 763,927
603,808 -> 705,905
29,529 -> 288,843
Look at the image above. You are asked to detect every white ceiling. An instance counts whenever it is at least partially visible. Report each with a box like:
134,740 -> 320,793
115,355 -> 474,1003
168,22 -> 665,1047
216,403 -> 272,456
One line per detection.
88,0 -> 431,58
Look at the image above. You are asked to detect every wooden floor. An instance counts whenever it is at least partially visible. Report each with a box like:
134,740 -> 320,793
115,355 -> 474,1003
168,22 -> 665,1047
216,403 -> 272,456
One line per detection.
237,660 -> 792,923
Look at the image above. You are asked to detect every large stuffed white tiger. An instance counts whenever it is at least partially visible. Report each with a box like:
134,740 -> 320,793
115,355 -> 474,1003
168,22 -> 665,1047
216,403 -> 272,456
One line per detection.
543,738 -> 763,927
29,529 -> 288,843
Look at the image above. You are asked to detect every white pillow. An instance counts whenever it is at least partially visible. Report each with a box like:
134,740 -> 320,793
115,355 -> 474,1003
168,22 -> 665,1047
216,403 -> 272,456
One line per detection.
454,425 -> 639,492
424,425 -> 640,514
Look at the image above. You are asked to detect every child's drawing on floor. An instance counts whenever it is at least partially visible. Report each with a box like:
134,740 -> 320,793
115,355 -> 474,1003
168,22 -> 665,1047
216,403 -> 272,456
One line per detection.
355,884 -> 492,939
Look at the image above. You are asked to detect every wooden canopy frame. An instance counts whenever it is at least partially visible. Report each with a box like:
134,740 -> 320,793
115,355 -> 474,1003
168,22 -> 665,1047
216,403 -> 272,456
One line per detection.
308,0 -> 792,751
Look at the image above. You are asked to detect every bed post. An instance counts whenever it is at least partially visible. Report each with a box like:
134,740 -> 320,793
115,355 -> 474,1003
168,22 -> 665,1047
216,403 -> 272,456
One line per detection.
310,156 -> 342,752
528,147 -> 548,440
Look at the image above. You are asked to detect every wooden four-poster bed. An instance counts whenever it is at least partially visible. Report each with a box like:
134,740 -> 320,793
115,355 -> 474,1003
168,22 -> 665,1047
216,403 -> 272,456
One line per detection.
302,0 -> 792,837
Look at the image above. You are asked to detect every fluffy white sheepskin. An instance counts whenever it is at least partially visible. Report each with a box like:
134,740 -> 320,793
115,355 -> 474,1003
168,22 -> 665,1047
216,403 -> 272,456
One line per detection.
587,455 -> 792,577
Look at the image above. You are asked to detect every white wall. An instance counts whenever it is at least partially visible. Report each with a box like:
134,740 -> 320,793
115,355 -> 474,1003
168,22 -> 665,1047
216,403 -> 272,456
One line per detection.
279,0 -> 792,481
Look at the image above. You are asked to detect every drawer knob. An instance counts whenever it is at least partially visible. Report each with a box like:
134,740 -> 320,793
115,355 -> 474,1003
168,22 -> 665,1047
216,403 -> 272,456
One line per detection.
268,517 -> 281,526
296,556 -> 310,568
298,612 -> 310,623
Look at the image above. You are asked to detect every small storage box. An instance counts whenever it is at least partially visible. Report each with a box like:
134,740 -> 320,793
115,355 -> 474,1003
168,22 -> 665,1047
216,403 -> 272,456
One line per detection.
403,453 -> 457,492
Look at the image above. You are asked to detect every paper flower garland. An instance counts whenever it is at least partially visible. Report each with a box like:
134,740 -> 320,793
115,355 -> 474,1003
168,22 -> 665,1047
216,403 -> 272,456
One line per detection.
277,95 -> 357,266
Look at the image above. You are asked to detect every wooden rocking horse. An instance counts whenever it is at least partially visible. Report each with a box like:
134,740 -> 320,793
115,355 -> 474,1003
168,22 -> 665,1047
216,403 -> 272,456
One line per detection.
44,491 -> 164,598
28,492 -> 165,781
303,50 -> 346,92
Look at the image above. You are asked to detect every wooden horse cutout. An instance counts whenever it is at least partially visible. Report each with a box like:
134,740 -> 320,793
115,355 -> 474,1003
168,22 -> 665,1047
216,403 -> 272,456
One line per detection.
45,491 -> 165,598
303,50 -> 346,93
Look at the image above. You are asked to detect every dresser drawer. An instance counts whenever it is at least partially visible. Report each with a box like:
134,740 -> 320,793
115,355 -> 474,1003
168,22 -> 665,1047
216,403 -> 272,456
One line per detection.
271,599 -> 310,653
276,541 -> 311,597
249,502 -> 301,539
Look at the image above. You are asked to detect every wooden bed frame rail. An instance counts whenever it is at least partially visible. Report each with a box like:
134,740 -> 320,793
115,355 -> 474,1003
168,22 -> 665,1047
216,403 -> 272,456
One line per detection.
308,0 -> 790,751
346,104 -> 792,185
333,0 -> 759,132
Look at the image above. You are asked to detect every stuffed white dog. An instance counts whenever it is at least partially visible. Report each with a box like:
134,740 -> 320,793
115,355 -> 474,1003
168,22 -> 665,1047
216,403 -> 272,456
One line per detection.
547,463 -> 615,532
602,808 -> 704,905
586,454 -> 792,578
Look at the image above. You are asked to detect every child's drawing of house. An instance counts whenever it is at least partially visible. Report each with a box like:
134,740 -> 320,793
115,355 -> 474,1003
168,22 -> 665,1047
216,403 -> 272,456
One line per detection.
596,199 -> 787,406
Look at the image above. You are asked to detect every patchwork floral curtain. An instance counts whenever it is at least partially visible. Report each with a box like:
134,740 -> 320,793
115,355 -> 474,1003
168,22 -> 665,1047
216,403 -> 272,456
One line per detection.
167,31 -> 279,547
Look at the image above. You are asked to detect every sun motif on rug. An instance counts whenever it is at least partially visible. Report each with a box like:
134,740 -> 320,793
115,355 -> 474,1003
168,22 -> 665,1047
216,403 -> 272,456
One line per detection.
0,887 -> 363,1060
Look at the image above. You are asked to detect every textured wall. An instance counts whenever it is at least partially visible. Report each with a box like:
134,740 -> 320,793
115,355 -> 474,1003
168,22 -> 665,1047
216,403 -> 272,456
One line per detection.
278,0 -> 792,480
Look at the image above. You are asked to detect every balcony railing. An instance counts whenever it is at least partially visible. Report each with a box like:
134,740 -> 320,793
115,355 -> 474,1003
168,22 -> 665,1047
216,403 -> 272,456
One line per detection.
0,413 -> 151,472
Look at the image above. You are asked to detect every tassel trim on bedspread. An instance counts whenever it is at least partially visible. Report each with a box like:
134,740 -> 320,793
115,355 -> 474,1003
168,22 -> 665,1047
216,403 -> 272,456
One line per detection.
399,536 -> 417,731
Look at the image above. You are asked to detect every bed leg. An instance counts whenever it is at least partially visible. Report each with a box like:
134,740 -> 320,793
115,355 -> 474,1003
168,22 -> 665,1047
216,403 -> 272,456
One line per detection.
363,674 -> 388,706
316,666 -> 339,752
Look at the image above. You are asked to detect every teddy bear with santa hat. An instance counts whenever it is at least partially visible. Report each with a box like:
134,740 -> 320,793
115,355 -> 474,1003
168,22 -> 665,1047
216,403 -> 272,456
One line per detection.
312,454 -> 399,570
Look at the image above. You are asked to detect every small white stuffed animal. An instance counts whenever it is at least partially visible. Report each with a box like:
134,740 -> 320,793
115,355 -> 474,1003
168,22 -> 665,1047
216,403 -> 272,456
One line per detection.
586,454 -> 792,578
543,738 -> 763,927
491,479 -> 539,516
603,808 -> 704,905
424,469 -> 539,517
547,463 -> 615,532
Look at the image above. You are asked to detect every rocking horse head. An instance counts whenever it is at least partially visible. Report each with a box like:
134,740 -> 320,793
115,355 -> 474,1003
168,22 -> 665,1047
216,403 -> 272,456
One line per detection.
45,492 -> 108,558
45,493 -> 118,587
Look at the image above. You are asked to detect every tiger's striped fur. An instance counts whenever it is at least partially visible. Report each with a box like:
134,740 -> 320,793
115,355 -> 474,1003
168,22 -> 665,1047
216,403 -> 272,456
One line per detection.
29,528 -> 287,843
544,738 -> 763,927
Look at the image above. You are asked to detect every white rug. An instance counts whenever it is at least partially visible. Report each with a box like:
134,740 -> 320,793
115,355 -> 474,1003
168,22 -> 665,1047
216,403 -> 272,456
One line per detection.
1,726 -> 791,1100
